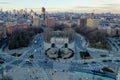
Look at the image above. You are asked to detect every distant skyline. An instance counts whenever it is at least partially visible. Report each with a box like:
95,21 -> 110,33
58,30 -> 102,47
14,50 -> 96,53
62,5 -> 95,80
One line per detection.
0,0 -> 120,13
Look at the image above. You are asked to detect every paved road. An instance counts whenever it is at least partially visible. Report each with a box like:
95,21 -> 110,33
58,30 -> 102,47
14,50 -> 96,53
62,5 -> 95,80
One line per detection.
0,33 -> 118,80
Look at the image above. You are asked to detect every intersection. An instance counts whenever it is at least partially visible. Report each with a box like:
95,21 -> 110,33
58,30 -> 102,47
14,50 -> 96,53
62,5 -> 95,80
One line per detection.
0,33 -> 119,80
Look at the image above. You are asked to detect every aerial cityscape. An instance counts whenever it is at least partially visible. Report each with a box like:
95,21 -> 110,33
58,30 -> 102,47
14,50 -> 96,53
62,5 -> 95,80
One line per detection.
0,0 -> 120,80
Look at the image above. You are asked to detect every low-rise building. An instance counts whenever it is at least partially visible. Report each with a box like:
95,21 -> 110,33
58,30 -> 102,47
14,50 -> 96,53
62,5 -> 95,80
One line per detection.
7,23 -> 30,34
98,25 -> 120,36
45,17 -> 56,27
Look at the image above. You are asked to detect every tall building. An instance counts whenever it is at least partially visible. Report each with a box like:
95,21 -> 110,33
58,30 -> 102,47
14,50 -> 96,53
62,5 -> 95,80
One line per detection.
0,21 -> 7,40
41,7 -> 46,20
90,12 -> 95,19
87,19 -> 99,28
90,10 -> 95,19
78,15 -> 87,27
32,16 -> 42,27
86,12 -> 99,28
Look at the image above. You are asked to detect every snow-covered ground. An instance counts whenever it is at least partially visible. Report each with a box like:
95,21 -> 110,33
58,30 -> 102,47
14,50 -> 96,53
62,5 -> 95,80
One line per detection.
7,67 -> 48,80
44,41 -> 75,51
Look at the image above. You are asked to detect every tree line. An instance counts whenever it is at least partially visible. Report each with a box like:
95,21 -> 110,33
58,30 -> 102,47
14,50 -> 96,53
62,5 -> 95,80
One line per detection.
75,27 -> 109,49
8,27 -> 43,50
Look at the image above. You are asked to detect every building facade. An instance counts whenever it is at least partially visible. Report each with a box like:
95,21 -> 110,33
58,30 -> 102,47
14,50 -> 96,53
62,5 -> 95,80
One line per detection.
45,17 -> 56,27
78,16 -> 87,27
98,26 -> 120,36
0,21 -> 7,40
87,19 -> 99,28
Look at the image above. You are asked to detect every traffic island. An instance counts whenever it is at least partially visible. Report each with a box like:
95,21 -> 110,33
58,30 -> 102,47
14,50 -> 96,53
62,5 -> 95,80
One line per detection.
80,51 -> 93,59
28,54 -> 34,60
10,53 -> 22,58
100,54 -> 109,58
102,67 -> 115,73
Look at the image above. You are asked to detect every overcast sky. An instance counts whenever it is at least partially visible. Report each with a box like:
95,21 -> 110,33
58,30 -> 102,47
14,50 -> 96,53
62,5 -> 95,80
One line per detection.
0,0 -> 120,13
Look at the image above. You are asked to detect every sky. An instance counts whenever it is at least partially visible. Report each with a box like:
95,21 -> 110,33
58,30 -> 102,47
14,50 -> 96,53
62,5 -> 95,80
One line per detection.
0,0 -> 120,13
